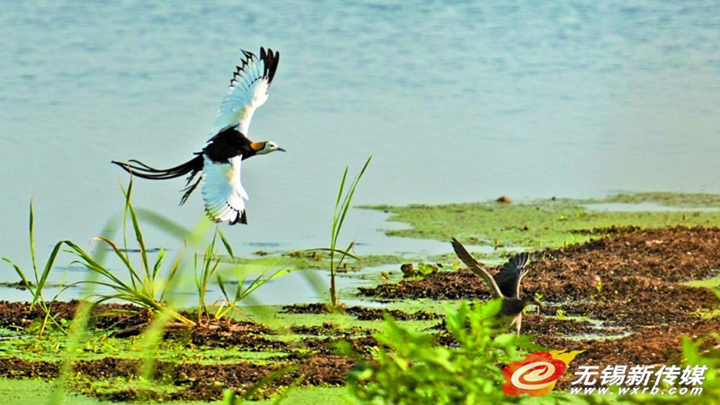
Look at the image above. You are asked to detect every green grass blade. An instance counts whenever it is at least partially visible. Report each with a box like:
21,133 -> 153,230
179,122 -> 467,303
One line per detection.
127,193 -> 151,279
152,248 -> 166,280
63,240 -> 132,290
3,258 -> 36,297
118,179 -> 150,279
331,167 -> 350,250
241,267 -> 301,300
29,199 -> 39,284
333,157 -> 372,247
119,180 -> 131,255
302,247 -> 361,261
216,273 -> 230,302
91,214 -> 120,266
218,229 -> 235,259
159,249 -> 185,302
335,241 -> 356,269
33,241 -> 66,303
91,237 -> 142,288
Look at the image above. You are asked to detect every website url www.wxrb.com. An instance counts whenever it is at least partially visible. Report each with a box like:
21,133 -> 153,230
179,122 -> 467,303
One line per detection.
571,386 -> 703,396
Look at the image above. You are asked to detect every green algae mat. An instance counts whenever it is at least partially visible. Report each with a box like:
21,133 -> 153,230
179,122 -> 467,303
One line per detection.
366,192 -> 720,249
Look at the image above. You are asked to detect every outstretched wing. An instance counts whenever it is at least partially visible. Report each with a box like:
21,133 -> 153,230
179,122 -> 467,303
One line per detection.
451,238 -> 503,298
201,155 -> 248,225
212,47 -> 280,137
493,253 -> 530,299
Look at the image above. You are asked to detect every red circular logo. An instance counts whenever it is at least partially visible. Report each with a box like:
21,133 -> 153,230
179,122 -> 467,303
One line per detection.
502,351 -> 568,396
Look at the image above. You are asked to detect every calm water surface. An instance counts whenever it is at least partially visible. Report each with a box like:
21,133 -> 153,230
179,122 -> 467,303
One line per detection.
1,1 -> 719,300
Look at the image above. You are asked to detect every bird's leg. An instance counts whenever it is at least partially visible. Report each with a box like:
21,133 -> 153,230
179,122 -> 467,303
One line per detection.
515,316 -> 522,336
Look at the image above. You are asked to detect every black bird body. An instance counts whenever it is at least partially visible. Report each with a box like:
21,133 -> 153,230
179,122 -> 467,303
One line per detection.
451,238 -> 541,335
112,48 -> 283,225
204,126 -> 259,162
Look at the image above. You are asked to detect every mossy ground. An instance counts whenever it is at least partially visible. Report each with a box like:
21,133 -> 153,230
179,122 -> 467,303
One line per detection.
0,378 -> 354,405
367,192 -> 720,251
0,378 -> 619,405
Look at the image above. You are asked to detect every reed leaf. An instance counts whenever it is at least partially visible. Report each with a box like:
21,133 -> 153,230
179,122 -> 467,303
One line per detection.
325,156 -> 371,307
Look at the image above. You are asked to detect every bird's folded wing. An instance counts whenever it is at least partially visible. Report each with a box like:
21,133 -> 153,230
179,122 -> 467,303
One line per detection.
494,252 -> 530,299
201,155 -> 249,225
212,47 -> 280,137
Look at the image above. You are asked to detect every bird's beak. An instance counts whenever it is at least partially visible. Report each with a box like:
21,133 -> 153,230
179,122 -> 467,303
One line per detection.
277,147 -> 286,152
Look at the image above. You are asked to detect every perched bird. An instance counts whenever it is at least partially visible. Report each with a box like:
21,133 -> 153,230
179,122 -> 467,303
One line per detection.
450,237 -> 541,335
112,47 -> 284,225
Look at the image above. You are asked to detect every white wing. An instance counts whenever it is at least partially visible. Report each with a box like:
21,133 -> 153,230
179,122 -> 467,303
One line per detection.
201,155 -> 249,225
211,47 -> 280,137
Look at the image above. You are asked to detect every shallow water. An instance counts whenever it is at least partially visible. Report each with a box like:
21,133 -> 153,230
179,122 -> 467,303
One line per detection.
1,1 -> 719,298
585,202 -> 720,212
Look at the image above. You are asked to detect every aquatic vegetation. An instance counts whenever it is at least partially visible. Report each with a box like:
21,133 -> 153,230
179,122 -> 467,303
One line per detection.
202,231 -> 300,323
367,193 -> 720,248
344,299 -> 531,404
221,366 -> 300,404
400,262 -> 439,279
3,201 -> 74,337
64,182 -> 194,326
4,181 -> 302,328
317,156 -> 371,308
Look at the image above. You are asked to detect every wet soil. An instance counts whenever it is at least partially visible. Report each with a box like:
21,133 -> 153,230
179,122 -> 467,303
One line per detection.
0,354 -> 357,402
429,314 -> 619,337
1,226 -> 718,401
166,321 -> 285,351
0,300 -> 368,401
281,303 -> 441,321
360,226 -> 720,373
361,226 -> 719,322
0,300 -> 153,331
290,323 -> 368,337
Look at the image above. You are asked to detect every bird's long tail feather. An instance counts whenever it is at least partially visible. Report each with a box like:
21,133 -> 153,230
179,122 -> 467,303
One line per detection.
112,154 -> 204,205
112,155 -> 203,180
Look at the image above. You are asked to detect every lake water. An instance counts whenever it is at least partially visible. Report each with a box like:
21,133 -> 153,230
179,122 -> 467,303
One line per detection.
1,1 -> 719,302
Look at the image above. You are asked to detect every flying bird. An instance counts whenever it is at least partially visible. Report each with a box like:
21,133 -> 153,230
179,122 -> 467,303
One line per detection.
451,238 -> 541,335
112,47 -> 284,225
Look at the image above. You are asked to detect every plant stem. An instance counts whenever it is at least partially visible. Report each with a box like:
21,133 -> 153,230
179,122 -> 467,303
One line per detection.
328,156 -> 371,307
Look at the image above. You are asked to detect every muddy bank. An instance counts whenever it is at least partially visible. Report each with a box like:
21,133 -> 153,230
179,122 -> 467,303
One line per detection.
0,300 -> 152,331
360,226 -> 720,373
361,226 -> 719,328
0,354 -> 356,402
281,303 -> 441,321
1,226 -> 718,401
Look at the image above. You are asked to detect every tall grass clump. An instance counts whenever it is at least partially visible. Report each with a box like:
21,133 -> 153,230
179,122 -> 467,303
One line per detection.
324,156 -> 371,307
3,200 -> 78,336
195,228 -> 298,323
62,181 -> 194,325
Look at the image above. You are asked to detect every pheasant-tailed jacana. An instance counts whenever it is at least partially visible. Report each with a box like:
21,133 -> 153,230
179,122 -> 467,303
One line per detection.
451,237 -> 541,335
112,47 -> 283,225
